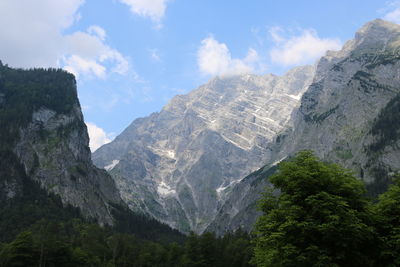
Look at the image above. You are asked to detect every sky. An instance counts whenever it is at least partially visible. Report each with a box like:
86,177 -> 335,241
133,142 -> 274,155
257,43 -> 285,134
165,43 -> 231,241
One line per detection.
1,0 -> 400,151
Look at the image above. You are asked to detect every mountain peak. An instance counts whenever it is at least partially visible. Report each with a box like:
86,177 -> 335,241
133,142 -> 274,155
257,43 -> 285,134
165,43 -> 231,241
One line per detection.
356,19 -> 400,39
350,19 -> 400,53
323,19 -> 400,63
93,63 -> 315,233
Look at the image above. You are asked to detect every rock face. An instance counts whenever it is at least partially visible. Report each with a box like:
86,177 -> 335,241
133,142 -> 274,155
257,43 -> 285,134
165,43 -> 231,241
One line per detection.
93,66 -> 315,233
0,66 -> 122,225
207,19 -> 400,235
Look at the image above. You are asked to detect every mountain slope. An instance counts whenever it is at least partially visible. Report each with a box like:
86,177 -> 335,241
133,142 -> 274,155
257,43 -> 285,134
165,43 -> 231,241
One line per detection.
208,19 -> 400,235
0,65 -> 124,226
93,66 -> 315,233
273,19 -> 400,192
0,63 -> 184,243
0,65 -> 123,226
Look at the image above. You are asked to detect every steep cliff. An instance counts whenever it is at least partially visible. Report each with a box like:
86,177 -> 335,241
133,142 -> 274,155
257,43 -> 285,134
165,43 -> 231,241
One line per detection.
208,19 -> 400,235
0,64 -> 122,226
93,66 -> 315,233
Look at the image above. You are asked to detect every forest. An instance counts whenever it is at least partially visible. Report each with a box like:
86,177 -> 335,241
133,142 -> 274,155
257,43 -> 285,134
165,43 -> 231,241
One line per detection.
0,151 -> 399,266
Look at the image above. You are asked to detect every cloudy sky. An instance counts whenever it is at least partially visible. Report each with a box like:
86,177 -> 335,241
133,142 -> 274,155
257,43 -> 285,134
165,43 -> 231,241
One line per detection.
1,0 -> 399,151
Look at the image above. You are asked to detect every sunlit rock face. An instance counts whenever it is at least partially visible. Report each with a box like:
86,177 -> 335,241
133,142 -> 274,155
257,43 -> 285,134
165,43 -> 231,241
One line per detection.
93,65 -> 315,233
208,19 -> 400,235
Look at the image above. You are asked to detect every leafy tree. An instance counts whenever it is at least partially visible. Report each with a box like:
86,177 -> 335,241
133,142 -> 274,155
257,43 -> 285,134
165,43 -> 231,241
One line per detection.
165,242 -> 184,267
219,229 -> 253,267
181,232 -> 204,267
252,151 -> 378,267
374,175 -> 400,266
0,216 -> 255,267
0,231 -> 38,267
198,232 -> 218,266
0,63 -> 258,267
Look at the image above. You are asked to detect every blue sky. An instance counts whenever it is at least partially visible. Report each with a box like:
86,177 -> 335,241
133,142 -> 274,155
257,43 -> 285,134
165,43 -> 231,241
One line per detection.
0,0 -> 399,150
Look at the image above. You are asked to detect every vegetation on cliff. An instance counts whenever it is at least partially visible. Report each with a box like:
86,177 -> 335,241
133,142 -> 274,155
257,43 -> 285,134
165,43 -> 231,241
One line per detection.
253,151 -> 399,267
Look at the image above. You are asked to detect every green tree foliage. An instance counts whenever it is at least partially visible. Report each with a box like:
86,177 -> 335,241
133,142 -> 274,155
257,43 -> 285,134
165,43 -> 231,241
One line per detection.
110,203 -> 183,244
218,229 -> 254,267
252,151 -> 378,267
0,169 -> 82,242
0,232 -> 38,267
0,63 -> 184,245
0,64 -> 78,151
0,222 -> 254,267
374,176 -> 400,266
179,230 -> 253,267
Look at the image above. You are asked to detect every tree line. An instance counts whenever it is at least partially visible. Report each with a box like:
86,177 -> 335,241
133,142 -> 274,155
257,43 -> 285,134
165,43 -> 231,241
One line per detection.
0,220 -> 252,267
1,151 -> 400,266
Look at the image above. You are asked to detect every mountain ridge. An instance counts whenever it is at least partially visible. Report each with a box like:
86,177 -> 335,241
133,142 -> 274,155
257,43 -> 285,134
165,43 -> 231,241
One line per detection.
207,18 -> 400,235
0,63 -> 184,243
93,65 -> 315,233
93,19 -> 400,235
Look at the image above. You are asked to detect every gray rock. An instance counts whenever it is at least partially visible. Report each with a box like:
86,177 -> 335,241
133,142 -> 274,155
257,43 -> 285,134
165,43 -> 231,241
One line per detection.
208,19 -> 400,235
1,77 -> 124,226
93,66 -> 315,233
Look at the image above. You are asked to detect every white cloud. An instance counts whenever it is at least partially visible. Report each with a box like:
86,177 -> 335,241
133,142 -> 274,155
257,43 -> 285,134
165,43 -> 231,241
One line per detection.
269,26 -> 285,43
63,55 -> 106,79
382,1 -> 400,24
62,29 -> 129,78
0,0 -> 129,79
86,122 -> 112,152
87,25 -> 107,41
269,28 -> 341,66
197,36 -> 262,76
149,48 -> 161,62
119,0 -> 168,27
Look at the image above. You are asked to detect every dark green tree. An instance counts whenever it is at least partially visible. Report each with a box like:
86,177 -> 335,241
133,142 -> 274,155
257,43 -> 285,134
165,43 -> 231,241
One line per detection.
198,232 -> 218,266
0,231 -> 38,267
252,151 -> 378,267
165,242 -> 184,267
181,232 -> 204,267
220,229 -> 254,267
374,175 -> 400,266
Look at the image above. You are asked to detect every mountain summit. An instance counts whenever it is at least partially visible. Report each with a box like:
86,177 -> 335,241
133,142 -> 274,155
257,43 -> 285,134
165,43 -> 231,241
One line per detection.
93,65 -> 315,233
94,19 -> 400,234
208,19 -> 400,235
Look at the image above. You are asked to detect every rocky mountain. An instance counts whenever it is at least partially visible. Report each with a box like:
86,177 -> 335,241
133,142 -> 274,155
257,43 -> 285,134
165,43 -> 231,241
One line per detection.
207,19 -> 400,235
92,65 -> 315,233
0,65 -> 123,226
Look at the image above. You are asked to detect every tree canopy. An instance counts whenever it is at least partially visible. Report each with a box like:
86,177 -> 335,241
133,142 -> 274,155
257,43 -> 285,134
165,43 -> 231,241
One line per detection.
2,148 -> 400,266
374,176 -> 400,266
252,151 -> 379,267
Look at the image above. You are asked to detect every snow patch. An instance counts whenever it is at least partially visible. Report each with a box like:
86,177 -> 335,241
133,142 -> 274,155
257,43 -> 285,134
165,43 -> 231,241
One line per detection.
216,185 -> 228,194
149,146 -> 176,159
216,180 -> 239,197
167,150 -> 175,159
157,181 -> 176,197
286,93 -> 302,100
104,160 -> 119,171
